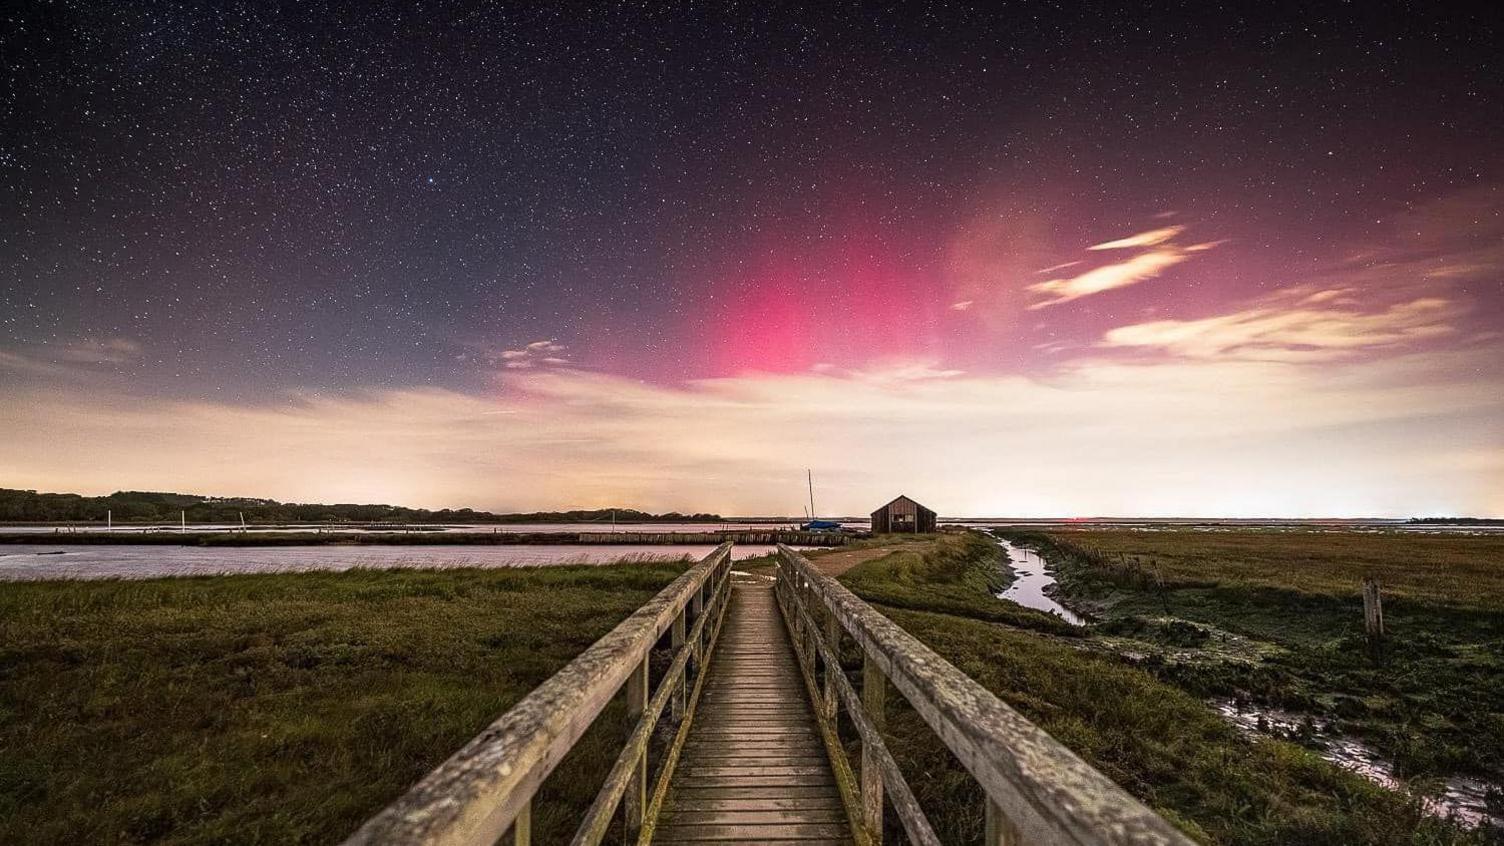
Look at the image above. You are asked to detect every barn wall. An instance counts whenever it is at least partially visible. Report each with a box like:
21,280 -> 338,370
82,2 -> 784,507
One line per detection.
871,497 -> 937,534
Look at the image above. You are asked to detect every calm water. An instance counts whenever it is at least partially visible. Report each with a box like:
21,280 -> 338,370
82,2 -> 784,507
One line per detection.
0,543 -> 788,581
990,537 -> 1085,625
0,521 -> 856,535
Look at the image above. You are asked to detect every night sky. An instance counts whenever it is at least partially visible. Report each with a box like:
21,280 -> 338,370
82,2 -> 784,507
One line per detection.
3,2 -> 1501,516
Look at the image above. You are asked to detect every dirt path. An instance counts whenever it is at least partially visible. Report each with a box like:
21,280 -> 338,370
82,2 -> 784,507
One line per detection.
808,537 -> 937,577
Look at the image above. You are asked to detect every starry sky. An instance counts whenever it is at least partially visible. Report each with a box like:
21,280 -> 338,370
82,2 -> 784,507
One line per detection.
2,1 -> 1502,516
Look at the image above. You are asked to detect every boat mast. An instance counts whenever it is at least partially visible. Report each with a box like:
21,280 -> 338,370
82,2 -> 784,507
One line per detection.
807,469 -> 816,522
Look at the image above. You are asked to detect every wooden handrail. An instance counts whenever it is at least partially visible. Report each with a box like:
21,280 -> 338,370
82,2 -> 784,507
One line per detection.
571,555 -> 733,845
343,543 -> 734,846
775,544 -> 1195,846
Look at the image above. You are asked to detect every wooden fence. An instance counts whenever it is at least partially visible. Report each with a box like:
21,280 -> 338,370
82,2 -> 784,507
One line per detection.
342,543 -> 735,846
773,544 -> 1195,846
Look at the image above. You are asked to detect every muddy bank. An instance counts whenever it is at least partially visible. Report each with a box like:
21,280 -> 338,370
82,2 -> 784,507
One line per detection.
1215,698 -> 1502,830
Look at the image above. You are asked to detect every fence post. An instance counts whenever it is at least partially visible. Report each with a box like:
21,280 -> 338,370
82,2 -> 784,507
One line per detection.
624,656 -> 649,835
861,651 -> 886,843
1362,577 -> 1384,658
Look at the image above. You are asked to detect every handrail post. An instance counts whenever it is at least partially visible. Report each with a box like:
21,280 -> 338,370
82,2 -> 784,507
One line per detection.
800,578 -> 818,676
694,580 -> 709,670
671,609 -> 687,721
861,651 -> 887,843
985,799 -> 1020,845
821,611 -> 839,722
513,800 -> 531,846
624,655 -> 649,836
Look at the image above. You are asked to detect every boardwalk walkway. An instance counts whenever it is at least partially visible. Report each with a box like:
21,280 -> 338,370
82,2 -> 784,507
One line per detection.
345,544 -> 1193,846
654,579 -> 853,844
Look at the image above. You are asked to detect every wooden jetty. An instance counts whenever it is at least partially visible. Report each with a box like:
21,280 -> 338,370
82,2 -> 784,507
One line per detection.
343,544 -> 1194,846
653,580 -> 849,844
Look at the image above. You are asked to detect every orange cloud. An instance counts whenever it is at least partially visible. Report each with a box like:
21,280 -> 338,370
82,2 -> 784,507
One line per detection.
1101,287 -> 1465,361
1086,225 -> 1185,251
2,346 -> 1500,517
1027,247 -> 1194,309
1023,224 -> 1222,309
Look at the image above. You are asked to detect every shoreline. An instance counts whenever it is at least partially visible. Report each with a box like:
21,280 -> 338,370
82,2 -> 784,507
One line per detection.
0,529 -> 860,547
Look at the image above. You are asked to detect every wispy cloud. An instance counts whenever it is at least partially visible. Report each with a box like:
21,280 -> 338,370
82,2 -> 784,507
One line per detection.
1101,290 -> 1463,361
57,338 -> 142,364
1025,227 -> 1221,309
1096,186 -> 1504,362
1028,247 -> 1193,309
458,339 -> 572,370
0,337 -> 143,376
813,360 -> 966,383
2,348 -> 1500,517
1087,225 -> 1184,251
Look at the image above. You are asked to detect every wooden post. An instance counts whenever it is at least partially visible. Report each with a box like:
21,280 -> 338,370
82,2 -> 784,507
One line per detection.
513,799 -> 531,846
1362,577 -> 1384,657
985,798 -> 1020,845
690,590 -> 705,671
821,611 -> 840,722
672,609 -> 687,721
624,656 -> 649,835
861,652 -> 886,843
802,580 -> 818,675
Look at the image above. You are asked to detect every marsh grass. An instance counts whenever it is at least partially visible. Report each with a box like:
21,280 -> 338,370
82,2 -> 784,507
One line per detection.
1006,530 -> 1504,787
0,563 -> 683,845
832,533 -> 1489,845
1024,529 -> 1504,609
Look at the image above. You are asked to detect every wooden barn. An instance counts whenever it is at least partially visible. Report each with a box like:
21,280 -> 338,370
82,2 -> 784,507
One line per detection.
870,495 -> 936,534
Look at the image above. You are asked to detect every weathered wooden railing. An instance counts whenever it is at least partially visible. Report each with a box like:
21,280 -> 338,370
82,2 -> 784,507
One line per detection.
773,544 -> 1195,846
344,543 -> 734,846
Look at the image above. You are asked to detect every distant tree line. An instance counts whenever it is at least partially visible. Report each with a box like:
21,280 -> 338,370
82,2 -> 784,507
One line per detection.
0,488 -> 722,524
1405,517 -> 1504,525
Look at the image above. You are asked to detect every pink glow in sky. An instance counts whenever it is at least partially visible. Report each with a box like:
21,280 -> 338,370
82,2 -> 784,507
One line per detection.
4,5 -> 1502,516
5,187 -> 1501,517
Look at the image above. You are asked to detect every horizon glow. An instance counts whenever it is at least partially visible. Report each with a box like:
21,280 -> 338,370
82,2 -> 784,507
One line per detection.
2,5 -> 1501,517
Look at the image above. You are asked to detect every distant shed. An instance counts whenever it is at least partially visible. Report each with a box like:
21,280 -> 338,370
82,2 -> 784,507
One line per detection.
870,495 -> 936,534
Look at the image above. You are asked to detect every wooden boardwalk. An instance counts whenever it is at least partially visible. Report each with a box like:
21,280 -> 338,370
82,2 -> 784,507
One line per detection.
347,545 -> 1194,846
654,579 -> 853,845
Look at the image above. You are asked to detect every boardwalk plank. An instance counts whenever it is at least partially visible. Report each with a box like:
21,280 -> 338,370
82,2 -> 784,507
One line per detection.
654,581 -> 852,844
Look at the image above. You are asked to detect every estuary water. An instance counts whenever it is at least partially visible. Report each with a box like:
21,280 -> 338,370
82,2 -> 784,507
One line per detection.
0,543 -> 786,581
989,536 -> 1086,625
0,521 -> 867,534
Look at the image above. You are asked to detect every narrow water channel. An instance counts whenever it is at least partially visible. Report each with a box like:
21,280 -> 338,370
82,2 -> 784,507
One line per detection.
989,536 -> 1086,625
981,533 -> 1499,829
1215,699 -> 1501,830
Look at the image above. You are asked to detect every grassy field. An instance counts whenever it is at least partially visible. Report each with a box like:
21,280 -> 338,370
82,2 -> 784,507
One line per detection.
1029,529 -> 1504,608
0,563 -> 683,845
1010,529 -> 1504,790
823,532 -> 1492,845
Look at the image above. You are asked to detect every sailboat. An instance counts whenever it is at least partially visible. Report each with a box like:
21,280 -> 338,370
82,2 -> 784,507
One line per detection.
800,470 -> 842,531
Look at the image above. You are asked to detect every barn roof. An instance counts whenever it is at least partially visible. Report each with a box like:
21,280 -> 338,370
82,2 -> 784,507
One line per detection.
871,494 -> 933,513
